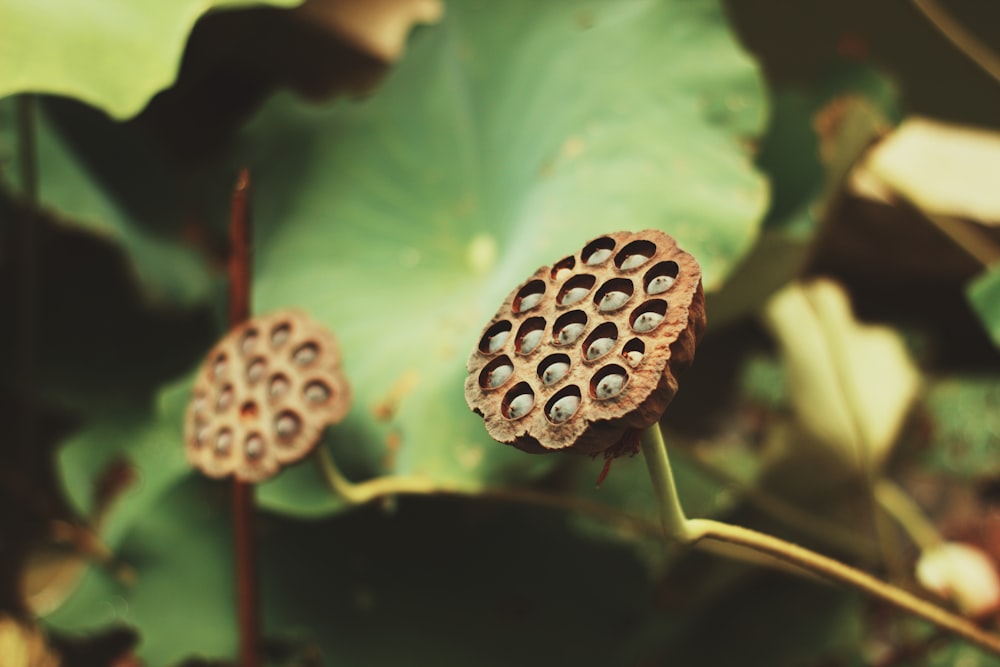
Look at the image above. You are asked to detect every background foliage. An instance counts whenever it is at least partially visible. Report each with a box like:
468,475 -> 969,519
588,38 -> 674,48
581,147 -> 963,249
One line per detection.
2,0 -> 1000,665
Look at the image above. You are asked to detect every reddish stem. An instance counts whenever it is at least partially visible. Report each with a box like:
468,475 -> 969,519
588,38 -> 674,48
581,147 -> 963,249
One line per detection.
228,168 -> 259,667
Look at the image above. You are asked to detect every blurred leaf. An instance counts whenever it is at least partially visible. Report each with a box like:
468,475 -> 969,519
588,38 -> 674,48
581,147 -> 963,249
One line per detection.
857,117 -> 1000,225
761,278 -> 920,471
0,0 -> 304,119
969,263 -> 1000,350
923,375 -> 1000,478
0,615 -> 60,667
294,0 -> 443,62
236,0 -> 767,513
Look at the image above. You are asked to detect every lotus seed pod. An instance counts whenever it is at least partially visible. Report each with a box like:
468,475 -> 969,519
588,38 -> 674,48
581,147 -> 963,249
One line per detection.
184,309 -> 351,482
465,230 -> 706,456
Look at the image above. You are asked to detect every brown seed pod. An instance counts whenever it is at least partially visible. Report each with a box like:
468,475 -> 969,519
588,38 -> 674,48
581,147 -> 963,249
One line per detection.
465,230 -> 706,456
184,310 -> 351,482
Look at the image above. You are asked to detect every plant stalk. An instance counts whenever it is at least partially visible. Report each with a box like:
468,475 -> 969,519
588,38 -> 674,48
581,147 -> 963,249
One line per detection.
16,95 -> 38,475
641,422 -> 1000,656
228,168 -> 260,667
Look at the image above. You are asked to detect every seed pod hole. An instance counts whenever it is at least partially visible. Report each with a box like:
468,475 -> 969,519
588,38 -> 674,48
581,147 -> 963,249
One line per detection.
630,299 -> 668,333
553,310 -> 587,346
479,321 -> 512,354
591,364 -> 629,400
212,354 -> 228,380
615,239 -> 656,271
275,411 -> 302,441
247,357 -> 267,384
304,380 -> 331,404
582,237 -> 616,266
245,433 -> 264,459
551,255 -> 576,282
271,323 -> 291,348
537,353 -> 571,386
479,355 -> 515,390
195,425 -> 210,447
240,329 -> 259,355
293,342 -> 319,367
502,382 -> 535,420
215,428 -> 233,455
515,317 -> 547,356
557,274 -> 596,307
622,338 -> 645,367
583,322 -> 619,362
269,374 -> 290,401
240,401 -> 259,421
594,277 -> 634,313
217,385 -> 234,412
193,392 -> 207,414
545,385 -> 582,424
513,280 -> 546,314
644,261 -> 679,295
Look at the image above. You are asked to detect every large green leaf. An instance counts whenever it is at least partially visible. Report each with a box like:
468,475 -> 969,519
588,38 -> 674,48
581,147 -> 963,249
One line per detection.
922,375 -> 1000,479
236,0 -> 767,511
0,0 -> 303,119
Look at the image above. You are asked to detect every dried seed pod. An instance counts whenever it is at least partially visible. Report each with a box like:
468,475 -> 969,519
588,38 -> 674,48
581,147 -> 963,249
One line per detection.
184,310 -> 351,482
465,230 -> 706,456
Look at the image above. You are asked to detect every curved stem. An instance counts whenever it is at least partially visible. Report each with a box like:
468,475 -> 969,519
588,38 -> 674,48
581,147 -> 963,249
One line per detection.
686,518 -> 1000,655
875,479 -> 943,551
639,425 -> 691,541
912,0 -> 1000,85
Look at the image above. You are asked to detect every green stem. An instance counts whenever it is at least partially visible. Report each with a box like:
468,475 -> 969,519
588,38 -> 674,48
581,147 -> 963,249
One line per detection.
640,422 -> 1000,656
639,425 -> 690,542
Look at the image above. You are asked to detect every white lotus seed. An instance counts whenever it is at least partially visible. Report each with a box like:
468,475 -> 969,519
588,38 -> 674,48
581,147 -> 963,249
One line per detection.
599,291 -> 630,312
241,332 -> 258,355
548,394 -> 580,423
294,343 -> 318,366
247,359 -> 266,384
625,350 -> 643,367
542,361 -> 570,385
519,292 -> 543,312
586,248 -> 612,265
196,425 -> 210,446
560,287 -> 590,306
276,413 -> 300,439
553,267 -> 573,282
270,376 -> 290,399
216,430 -> 233,454
304,381 -> 330,404
488,364 -> 514,388
647,275 -> 675,294
520,329 -> 543,354
632,312 -> 664,333
487,330 -> 509,353
213,357 -> 227,380
217,387 -> 234,411
556,322 -> 585,345
620,254 -> 651,270
271,325 -> 290,348
507,393 -> 534,419
245,434 -> 264,459
586,337 -> 615,360
596,373 -> 626,399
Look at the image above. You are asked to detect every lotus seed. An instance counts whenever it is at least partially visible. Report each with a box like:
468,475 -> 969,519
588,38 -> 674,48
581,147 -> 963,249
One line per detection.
507,393 -> 534,419
557,323 -> 585,345
271,324 -> 290,348
216,430 -> 233,454
213,356 -> 227,380
217,386 -> 234,411
599,291 -> 630,312
548,394 -> 580,423
561,287 -> 590,306
241,331 -> 258,355
304,381 -> 330,404
542,361 -> 570,385
624,350 -> 643,367
586,248 -> 612,265
647,275 -> 675,294
247,358 -> 266,384
596,373 -> 626,399
275,412 -> 301,439
620,254 -> 651,270
196,425 -> 210,446
245,434 -> 264,459
587,337 -> 615,361
633,312 -> 664,333
520,329 -> 543,355
488,363 -> 514,388
293,343 -> 319,366
270,375 -> 290,399
487,330 -> 509,353
519,292 -> 543,312
553,267 -> 573,282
